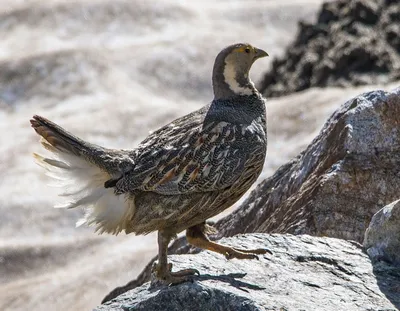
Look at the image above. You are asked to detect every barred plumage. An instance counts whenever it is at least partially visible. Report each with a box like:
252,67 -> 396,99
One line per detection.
31,43 -> 270,284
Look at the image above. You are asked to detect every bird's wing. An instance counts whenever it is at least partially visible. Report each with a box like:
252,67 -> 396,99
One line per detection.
113,114 -> 265,195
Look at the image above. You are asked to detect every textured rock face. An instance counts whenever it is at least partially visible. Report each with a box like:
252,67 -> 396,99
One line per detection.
96,234 -> 399,311
103,88 -> 400,302
217,88 -> 400,242
260,0 -> 400,97
364,200 -> 400,266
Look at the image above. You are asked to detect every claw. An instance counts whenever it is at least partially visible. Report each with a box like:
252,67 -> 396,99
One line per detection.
223,246 -> 271,260
170,268 -> 200,277
255,248 -> 273,255
153,262 -> 200,285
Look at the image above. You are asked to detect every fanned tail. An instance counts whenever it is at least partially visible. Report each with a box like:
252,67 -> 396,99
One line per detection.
30,115 -> 135,235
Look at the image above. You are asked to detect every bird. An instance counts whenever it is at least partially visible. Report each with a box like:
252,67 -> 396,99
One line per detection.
30,43 -> 269,284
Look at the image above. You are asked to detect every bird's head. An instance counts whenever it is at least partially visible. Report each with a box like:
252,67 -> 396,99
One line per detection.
212,43 -> 268,100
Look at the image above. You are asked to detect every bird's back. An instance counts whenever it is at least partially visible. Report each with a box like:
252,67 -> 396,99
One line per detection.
115,93 -> 267,234
31,42 -> 268,236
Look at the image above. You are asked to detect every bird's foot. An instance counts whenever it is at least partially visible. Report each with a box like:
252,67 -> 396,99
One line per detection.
223,246 -> 272,260
151,262 -> 200,286
186,224 -> 273,261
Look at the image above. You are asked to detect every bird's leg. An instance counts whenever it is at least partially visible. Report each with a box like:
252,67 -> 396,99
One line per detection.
186,224 -> 271,260
154,230 -> 199,284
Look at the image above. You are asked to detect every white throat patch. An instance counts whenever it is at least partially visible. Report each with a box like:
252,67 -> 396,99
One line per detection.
223,60 -> 254,96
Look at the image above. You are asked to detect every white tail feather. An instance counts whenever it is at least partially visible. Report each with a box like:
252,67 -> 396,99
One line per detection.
34,142 -> 135,235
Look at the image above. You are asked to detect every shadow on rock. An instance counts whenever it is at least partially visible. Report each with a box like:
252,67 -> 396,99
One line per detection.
372,261 -> 400,310
196,273 -> 266,292
148,272 -> 266,293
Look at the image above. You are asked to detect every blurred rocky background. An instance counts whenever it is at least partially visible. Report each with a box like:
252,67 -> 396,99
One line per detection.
0,0 -> 399,310
261,0 -> 400,97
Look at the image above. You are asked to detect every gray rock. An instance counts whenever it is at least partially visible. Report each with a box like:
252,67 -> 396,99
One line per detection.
260,0 -> 400,97
96,234 -> 399,311
102,88 -> 400,302
217,88 -> 400,243
364,199 -> 400,266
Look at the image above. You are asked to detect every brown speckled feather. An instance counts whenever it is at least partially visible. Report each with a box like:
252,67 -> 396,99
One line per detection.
115,93 -> 267,234
30,43 -> 268,237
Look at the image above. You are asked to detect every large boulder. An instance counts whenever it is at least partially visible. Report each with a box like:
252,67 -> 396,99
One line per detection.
96,234 -> 399,311
364,199 -> 400,266
260,0 -> 400,97
216,88 -> 400,241
103,88 -> 400,302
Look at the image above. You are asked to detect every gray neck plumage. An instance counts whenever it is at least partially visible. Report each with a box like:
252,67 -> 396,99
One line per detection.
212,56 -> 257,101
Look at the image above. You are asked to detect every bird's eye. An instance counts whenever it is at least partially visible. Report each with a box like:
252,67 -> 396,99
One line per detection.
245,47 -> 251,54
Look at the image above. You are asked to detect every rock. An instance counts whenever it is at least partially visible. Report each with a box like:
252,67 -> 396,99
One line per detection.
364,199 -> 400,266
96,234 -> 399,311
216,88 -> 400,242
102,88 -> 400,302
260,0 -> 400,98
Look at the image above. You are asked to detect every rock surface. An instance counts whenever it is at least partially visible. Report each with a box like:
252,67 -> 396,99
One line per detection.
364,200 -> 400,266
103,88 -> 400,302
216,88 -> 400,242
260,0 -> 400,97
96,234 -> 399,311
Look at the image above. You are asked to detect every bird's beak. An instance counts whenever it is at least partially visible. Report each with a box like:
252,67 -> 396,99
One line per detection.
254,47 -> 269,59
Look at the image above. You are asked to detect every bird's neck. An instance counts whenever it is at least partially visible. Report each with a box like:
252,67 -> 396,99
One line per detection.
212,61 -> 256,100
